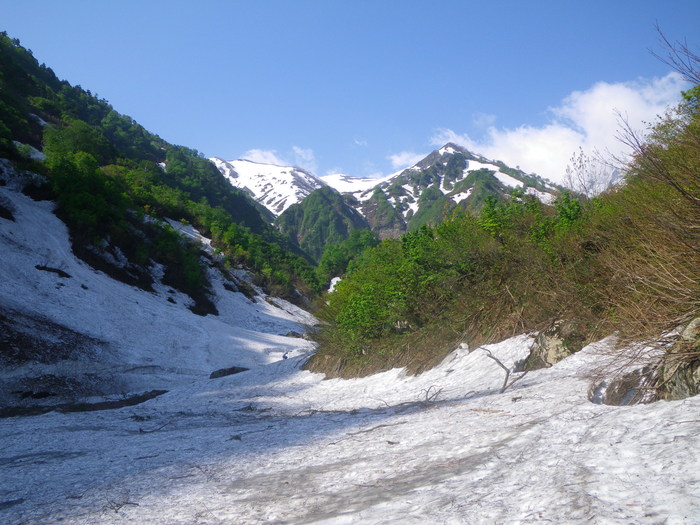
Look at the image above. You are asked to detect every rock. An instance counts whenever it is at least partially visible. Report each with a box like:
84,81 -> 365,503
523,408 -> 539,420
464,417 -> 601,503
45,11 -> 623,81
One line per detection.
209,366 -> 249,379
680,317 -> 700,342
659,317 -> 700,401
661,360 -> 700,400
525,319 -> 587,370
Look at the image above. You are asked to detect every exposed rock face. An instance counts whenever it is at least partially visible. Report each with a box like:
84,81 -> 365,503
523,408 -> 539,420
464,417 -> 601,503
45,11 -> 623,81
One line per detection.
660,317 -> 700,401
525,319 -> 587,370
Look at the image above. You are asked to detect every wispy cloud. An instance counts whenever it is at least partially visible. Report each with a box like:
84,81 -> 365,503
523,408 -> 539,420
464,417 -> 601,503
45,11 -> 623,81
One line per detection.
431,73 -> 687,184
472,112 -> 496,129
241,149 -> 287,166
241,146 -> 318,173
387,151 -> 426,170
292,146 -> 317,173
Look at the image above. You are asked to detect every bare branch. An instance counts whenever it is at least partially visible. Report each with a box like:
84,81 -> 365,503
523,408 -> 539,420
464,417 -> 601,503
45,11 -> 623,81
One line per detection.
483,349 -> 528,393
650,24 -> 700,85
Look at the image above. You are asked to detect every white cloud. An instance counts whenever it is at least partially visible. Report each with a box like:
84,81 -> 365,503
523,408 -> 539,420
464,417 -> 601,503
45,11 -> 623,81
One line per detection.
240,146 -> 318,173
472,112 -> 497,129
241,149 -> 287,166
292,146 -> 317,173
387,151 -> 426,170
431,72 -> 687,184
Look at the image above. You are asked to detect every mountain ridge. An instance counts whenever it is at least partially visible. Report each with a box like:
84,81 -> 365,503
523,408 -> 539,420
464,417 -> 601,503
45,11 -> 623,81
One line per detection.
209,157 -> 327,217
211,143 -> 563,252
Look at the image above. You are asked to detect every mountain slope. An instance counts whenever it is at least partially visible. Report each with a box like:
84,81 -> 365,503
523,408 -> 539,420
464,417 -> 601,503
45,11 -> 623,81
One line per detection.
209,158 -> 326,217
212,144 -> 560,246
0,34 -> 320,297
0,168 -> 316,405
329,143 -> 559,238
275,186 -> 371,262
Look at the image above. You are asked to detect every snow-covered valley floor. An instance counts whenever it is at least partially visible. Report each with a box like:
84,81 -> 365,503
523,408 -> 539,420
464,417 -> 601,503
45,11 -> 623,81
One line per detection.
2,336 -> 699,524
1,165 -> 699,524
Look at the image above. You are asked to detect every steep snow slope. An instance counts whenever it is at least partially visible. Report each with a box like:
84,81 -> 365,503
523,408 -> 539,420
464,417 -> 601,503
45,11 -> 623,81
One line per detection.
0,165 -> 316,404
1,335 -> 697,524
209,158 -> 326,217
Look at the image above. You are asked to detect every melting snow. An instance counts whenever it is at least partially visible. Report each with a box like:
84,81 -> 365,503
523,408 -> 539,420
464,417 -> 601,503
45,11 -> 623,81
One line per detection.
0,335 -> 697,524
526,187 -> 556,204
209,158 -> 326,217
494,171 -> 525,188
452,187 -> 473,204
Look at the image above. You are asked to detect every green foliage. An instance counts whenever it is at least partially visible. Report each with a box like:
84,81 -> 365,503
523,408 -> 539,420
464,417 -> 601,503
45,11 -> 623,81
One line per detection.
275,187 -> 371,263
317,229 -> 379,283
0,32 -> 321,301
43,118 -> 115,165
309,89 -> 700,378
326,240 -> 410,345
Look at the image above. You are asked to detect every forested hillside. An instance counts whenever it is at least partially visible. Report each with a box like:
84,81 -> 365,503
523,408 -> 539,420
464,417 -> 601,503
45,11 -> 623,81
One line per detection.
275,186 -> 371,262
0,33 -> 321,302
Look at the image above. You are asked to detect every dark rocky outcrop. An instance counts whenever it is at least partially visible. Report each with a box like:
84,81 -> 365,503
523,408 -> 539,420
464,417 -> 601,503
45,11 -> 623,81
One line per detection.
209,366 -> 249,379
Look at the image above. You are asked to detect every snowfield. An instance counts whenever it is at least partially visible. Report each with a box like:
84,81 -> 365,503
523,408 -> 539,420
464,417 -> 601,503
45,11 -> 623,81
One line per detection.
1,165 -> 699,524
209,158 -> 326,217
2,337 -> 699,524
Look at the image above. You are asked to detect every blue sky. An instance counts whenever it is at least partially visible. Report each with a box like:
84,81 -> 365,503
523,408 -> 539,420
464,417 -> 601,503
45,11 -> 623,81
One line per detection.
2,0 -> 698,183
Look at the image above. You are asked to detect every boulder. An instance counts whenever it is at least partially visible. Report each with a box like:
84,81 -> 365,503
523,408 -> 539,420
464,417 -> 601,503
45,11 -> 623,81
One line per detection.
659,317 -> 700,401
525,319 -> 587,370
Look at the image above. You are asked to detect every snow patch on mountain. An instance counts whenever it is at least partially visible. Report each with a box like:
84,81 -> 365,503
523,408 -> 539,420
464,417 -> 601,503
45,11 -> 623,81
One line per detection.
320,172 -> 393,193
210,158 -> 326,217
494,171 -> 525,188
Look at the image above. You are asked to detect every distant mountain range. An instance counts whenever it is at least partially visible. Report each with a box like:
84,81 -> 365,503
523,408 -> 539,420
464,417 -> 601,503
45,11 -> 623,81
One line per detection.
210,143 -> 561,260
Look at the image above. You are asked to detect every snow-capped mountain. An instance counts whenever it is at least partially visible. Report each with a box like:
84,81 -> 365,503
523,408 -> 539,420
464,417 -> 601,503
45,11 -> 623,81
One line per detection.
358,143 -> 555,214
209,158 -> 327,217
211,144 -> 562,246
321,143 -> 561,238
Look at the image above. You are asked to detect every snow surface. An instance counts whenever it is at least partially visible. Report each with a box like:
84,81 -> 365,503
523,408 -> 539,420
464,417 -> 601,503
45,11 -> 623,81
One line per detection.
452,187 -> 473,204
439,145 -> 458,156
0,170 -> 316,400
209,158 -> 326,217
494,171 -> 525,188
526,187 -> 556,205
1,335 -> 698,524
1,162 -> 698,525
164,218 -> 215,256
320,173 -> 391,194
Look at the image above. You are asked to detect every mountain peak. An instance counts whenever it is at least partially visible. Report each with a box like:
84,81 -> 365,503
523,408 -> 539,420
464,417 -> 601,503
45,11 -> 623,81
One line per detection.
210,158 -> 326,217
439,142 -> 471,156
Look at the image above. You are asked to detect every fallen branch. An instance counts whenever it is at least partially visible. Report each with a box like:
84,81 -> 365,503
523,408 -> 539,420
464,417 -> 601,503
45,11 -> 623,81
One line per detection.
139,420 -> 171,433
483,349 -> 528,393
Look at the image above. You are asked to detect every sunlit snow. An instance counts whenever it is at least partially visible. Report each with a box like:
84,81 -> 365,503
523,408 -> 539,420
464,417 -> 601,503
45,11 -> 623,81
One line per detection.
209,158 -> 325,217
